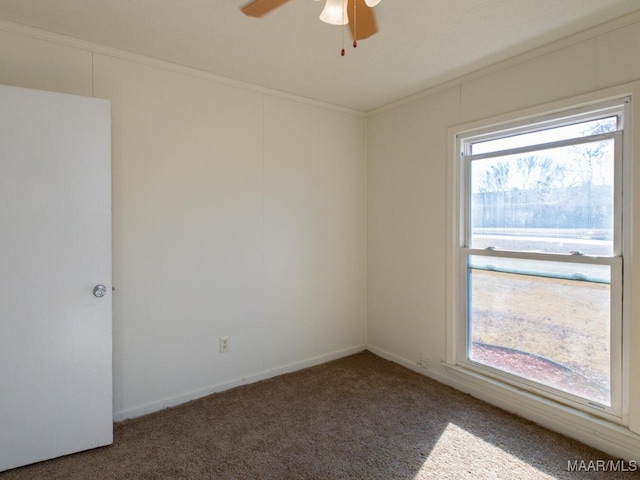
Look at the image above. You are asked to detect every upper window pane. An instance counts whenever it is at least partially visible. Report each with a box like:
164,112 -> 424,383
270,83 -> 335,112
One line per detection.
470,139 -> 614,256
470,116 -> 618,155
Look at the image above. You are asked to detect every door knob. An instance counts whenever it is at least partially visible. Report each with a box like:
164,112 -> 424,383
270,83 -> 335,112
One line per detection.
93,285 -> 107,298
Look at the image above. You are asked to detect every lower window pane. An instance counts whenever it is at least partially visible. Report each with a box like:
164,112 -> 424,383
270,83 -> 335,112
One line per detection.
468,257 -> 611,406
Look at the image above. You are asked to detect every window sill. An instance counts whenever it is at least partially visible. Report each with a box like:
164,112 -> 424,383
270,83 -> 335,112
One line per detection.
441,362 -> 640,461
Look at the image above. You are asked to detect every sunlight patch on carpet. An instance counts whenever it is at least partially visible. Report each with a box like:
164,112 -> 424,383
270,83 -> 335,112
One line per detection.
415,423 -> 553,479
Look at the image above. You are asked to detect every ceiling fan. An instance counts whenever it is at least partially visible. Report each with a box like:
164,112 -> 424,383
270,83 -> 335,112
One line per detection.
241,0 -> 381,51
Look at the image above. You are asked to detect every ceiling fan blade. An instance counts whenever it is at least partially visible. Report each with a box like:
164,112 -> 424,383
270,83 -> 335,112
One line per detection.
347,0 -> 378,41
241,0 -> 293,17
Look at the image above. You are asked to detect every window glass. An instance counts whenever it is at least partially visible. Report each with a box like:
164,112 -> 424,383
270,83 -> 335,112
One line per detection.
468,258 -> 611,405
470,139 -> 614,256
470,116 -> 617,155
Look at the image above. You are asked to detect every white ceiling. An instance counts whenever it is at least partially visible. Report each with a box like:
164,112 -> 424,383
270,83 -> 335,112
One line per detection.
0,0 -> 639,111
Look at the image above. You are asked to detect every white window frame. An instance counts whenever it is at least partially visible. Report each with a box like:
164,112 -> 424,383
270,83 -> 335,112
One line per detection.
446,93 -> 632,424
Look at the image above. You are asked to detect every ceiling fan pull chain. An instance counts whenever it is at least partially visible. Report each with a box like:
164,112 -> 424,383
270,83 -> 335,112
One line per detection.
341,0 -> 346,56
353,0 -> 358,48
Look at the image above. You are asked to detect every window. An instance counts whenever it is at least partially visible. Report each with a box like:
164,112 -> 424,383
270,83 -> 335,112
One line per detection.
453,98 -> 629,419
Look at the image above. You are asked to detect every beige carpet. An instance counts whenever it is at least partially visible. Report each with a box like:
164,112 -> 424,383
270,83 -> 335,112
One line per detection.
1,351 -> 636,479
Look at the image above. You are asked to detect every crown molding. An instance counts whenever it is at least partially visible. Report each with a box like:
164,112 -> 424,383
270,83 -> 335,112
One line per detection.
0,19 -> 365,117
367,9 -> 640,117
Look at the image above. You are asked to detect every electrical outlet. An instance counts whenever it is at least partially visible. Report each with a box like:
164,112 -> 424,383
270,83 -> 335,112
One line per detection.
220,336 -> 230,353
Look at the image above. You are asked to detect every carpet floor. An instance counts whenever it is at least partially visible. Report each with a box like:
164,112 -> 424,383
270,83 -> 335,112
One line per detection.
1,351 -> 637,479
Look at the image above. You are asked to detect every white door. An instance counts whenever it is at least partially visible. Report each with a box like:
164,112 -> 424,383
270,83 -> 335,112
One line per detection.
0,84 -> 112,472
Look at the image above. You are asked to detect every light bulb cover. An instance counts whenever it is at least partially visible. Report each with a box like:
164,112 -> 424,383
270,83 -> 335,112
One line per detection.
319,0 -> 348,26
365,0 -> 381,6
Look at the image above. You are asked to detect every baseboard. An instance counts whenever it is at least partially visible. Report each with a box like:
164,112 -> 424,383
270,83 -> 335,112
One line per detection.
365,345 -> 428,376
365,344 -> 640,462
113,344 -> 366,422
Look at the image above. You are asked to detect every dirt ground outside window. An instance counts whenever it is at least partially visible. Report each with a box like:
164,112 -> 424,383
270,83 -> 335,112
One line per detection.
469,270 -> 610,405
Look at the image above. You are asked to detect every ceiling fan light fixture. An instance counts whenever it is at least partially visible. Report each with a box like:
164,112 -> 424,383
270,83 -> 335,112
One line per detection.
364,0 -> 382,6
319,0 -> 348,26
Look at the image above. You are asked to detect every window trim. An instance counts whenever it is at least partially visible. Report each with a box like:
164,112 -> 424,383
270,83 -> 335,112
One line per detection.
446,92 -> 632,425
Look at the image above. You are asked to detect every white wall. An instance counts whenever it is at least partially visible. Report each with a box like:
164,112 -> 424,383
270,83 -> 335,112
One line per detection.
0,26 -> 366,420
367,14 -> 640,460
367,87 -> 459,364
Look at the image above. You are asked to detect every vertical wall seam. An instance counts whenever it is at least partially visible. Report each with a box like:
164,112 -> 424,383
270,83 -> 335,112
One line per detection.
91,51 -> 95,97
261,94 -> 266,373
364,115 -> 368,347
